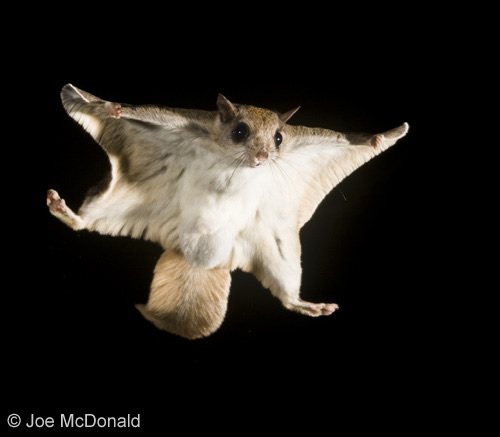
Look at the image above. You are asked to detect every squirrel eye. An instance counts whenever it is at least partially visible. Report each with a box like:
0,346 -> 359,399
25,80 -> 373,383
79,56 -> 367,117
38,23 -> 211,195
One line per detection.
232,122 -> 250,143
275,131 -> 283,148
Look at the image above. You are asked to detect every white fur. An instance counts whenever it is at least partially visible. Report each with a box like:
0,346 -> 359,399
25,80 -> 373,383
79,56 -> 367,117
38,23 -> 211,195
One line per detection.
71,111 -> 102,139
50,84 -> 409,337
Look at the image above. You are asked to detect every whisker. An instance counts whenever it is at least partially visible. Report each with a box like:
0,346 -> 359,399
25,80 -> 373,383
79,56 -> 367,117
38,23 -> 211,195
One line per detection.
275,156 -> 305,182
278,152 -> 316,173
268,157 -> 279,188
271,157 -> 300,203
208,150 -> 245,171
279,154 -> 348,202
268,158 -> 288,197
227,154 -> 246,187
209,150 -> 247,181
337,188 -> 347,201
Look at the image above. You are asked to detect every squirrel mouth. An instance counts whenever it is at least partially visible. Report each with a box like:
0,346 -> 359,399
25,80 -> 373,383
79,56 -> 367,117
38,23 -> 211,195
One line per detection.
251,150 -> 269,167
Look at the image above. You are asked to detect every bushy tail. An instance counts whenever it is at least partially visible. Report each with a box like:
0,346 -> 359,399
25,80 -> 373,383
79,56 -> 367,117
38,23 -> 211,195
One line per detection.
136,251 -> 232,340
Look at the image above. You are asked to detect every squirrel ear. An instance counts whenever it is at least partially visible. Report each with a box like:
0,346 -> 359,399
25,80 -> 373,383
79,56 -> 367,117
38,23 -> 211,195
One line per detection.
216,94 -> 239,123
279,106 -> 301,124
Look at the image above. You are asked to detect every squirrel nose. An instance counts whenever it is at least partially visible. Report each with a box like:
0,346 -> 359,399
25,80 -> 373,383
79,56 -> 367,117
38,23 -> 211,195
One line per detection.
254,150 -> 269,166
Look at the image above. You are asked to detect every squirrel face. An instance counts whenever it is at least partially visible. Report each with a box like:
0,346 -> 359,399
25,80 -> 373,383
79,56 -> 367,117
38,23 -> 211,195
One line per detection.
215,94 -> 299,167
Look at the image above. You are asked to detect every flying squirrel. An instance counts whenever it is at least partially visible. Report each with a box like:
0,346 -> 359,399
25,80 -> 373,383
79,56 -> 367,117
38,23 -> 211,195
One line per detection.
48,84 -> 409,339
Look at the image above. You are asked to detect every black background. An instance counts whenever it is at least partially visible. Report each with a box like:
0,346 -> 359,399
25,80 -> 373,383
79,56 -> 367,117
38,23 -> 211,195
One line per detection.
4,5 -> 473,434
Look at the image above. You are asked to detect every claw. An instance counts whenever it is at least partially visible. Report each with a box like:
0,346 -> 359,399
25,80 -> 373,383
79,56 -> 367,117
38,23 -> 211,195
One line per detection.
105,101 -> 122,119
47,189 -> 66,213
287,298 -> 339,317
47,189 -> 86,230
370,134 -> 384,148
